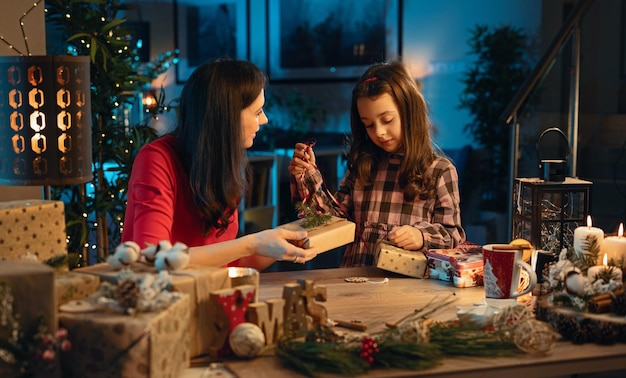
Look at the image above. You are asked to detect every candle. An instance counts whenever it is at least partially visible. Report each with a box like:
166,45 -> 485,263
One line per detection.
587,253 -> 623,283
600,223 -> 626,266
573,215 -> 604,258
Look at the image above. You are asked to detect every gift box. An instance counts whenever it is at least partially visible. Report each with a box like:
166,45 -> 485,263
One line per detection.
277,216 -> 356,253
55,271 -> 100,306
0,261 -> 59,377
0,261 -> 57,334
0,200 -> 67,262
75,262 -> 230,358
59,294 -> 190,378
375,241 -> 428,278
426,242 -> 484,288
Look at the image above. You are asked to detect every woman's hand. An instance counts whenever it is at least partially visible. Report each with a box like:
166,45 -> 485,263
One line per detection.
288,142 -> 317,176
253,228 -> 318,263
388,225 -> 424,251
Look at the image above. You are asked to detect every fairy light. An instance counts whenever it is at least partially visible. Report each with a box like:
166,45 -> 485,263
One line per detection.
0,0 -> 44,56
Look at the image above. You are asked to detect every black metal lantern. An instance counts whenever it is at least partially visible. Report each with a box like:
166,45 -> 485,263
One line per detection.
512,177 -> 593,252
0,56 -> 92,187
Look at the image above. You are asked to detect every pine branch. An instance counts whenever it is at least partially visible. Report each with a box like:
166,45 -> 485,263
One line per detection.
295,202 -> 332,229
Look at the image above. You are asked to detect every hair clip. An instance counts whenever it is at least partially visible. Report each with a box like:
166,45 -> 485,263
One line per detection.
361,77 -> 378,84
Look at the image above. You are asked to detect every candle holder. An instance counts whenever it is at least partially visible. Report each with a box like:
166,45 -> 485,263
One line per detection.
512,177 -> 593,252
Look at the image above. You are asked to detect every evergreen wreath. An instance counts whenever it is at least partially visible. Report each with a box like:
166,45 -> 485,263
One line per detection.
275,295 -> 535,377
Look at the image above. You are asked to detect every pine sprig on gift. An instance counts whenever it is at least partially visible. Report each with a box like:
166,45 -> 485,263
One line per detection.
295,202 -> 332,229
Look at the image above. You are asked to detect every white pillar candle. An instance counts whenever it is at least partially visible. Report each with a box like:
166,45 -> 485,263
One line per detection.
587,253 -> 623,283
573,215 -> 604,258
600,223 -> 626,266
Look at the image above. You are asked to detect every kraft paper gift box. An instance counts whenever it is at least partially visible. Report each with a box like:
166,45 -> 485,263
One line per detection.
0,261 -> 57,334
54,271 -> 100,306
277,216 -> 356,253
59,294 -> 190,378
0,200 -> 67,262
0,261 -> 59,377
426,242 -> 484,288
75,262 -> 229,358
375,241 -> 428,278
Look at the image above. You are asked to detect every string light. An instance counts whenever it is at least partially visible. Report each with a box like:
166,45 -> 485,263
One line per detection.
0,0 -> 44,56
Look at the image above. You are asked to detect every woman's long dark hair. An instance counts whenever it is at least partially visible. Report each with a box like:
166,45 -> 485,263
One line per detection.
348,61 -> 437,201
174,59 -> 265,236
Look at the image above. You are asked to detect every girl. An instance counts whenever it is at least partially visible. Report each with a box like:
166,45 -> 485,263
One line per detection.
122,59 -> 317,270
289,61 -> 465,267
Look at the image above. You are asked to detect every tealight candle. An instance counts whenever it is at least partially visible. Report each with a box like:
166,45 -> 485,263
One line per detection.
573,215 -> 604,258
587,253 -> 623,283
600,223 -> 626,266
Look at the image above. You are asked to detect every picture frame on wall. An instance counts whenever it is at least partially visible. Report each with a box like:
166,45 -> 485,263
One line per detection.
174,0 -> 249,83
267,0 -> 400,82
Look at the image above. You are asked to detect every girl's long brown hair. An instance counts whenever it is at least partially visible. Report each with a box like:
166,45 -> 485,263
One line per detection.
348,61 -> 438,201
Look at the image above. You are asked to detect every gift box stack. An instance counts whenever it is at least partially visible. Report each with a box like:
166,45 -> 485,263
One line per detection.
75,262 -> 231,359
374,240 -> 484,287
0,200 -> 102,306
0,200 -> 193,377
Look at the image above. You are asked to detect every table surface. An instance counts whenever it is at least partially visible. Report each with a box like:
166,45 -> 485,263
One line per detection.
182,267 -> 626,378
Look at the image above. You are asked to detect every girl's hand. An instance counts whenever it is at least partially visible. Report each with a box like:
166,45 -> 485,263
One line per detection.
388,225 -> 424,251
253,228 -> 318,263
288,142 -> 317,176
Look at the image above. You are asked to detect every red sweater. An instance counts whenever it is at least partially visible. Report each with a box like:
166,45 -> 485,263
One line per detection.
122,135 -> 239,253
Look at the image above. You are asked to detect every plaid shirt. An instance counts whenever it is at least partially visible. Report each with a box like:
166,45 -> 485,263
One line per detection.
292,154 -> 466,267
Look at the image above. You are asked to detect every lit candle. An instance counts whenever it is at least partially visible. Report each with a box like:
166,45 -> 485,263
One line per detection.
587,253 -> 623,283
600,223 -> 626,266
573,215 -> 604,259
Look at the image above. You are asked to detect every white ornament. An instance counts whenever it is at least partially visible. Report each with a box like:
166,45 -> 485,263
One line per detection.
229,322 -> 265,358
564,271 -> 587,296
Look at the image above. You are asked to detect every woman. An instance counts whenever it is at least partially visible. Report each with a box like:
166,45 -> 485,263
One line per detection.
122,59 -> 317,270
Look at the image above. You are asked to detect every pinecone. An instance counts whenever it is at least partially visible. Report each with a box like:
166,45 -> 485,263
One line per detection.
115,278 -> 140,310
554,315 -> 591,344
590,321 -> 619,345
610,290 -> 626,316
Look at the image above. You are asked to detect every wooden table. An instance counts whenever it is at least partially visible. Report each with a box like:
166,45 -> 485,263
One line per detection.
182,267 -> 626,378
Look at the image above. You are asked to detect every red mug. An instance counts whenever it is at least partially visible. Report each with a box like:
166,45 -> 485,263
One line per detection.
482,244 -> 537,299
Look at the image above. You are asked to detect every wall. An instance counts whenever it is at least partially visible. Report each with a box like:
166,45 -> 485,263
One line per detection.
0,0 -> 52,200
128,0 -> 542,149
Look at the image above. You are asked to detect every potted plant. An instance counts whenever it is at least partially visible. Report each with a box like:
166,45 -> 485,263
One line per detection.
45,0 -> 177,263
458,24 -> 534,213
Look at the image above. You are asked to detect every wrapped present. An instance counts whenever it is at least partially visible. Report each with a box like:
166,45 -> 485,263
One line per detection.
59,294 -> 190,378
375,241 -> 428,278
277,216 -> 355,253
0,200 -> 67,262
0,261 -> 57,334
75,262 -> 230,358
55,271 -> 100,306
426,242 -> 484,288
0,261 -> 59,377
